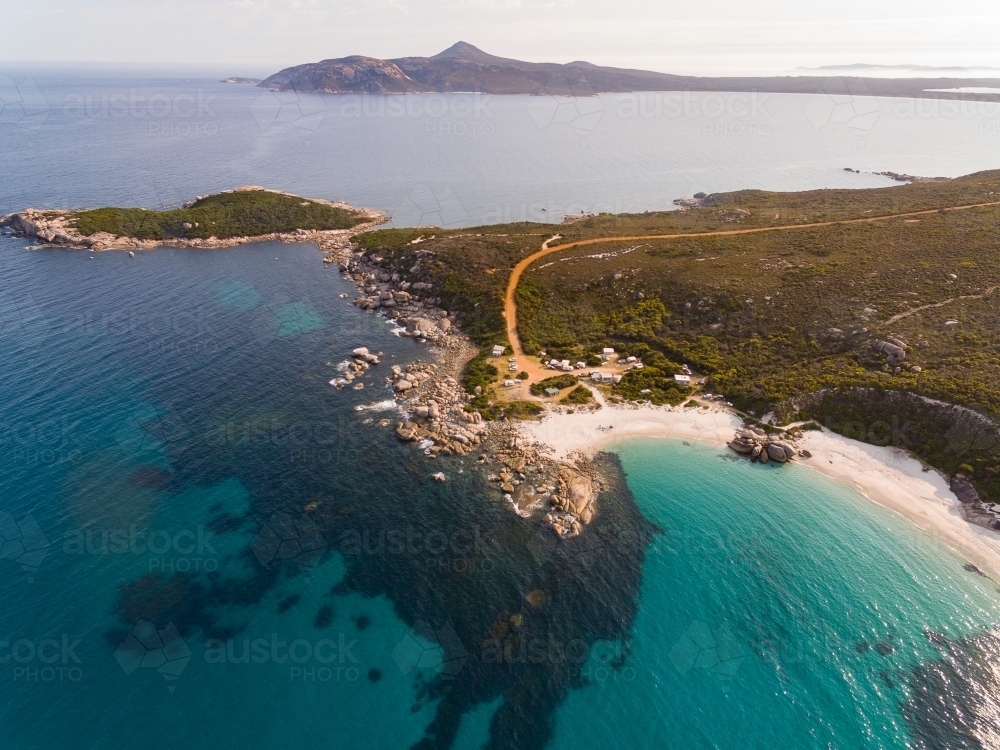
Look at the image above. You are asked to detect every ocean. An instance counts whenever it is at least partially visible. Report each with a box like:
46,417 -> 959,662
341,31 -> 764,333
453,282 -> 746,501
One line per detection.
2,66 -> 1000,226
2,68 -> 1000,749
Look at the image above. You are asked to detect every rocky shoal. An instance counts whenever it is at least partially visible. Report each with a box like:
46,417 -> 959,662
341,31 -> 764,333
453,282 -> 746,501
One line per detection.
330,244 -> 599,539
727,426 -> 804,464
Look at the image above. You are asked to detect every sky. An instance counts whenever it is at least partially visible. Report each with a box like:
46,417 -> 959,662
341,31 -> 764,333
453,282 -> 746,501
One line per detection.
3,0 -> 1000,76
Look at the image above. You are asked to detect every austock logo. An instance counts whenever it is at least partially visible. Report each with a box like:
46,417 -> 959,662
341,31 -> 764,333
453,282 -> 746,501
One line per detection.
0,290 -> 46,335
251,511 -> 328,572
526,523 -> 606,568
391,621 -> 468,685
668,620 -> 746,680
396,184 -> 469,228
247,294 -> 333,347
115,621 -> 192,690
0,512 -> 50,582
0,75 -> 49,130
945,417 -> 1000,459
803,78 -> 881,146
114,402 -> 189,457
204,633 -> 363,682
250,89 -> 327,132
527,75 -> 604,137
2,634 -> 84,683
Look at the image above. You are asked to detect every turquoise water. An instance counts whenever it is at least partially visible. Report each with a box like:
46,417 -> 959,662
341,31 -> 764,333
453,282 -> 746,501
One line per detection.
553,438 -> 1000,749
0,238 -> 456,749
4,71 -> 1000,744
2,235 -> 1000,748
0,237 -> 658,750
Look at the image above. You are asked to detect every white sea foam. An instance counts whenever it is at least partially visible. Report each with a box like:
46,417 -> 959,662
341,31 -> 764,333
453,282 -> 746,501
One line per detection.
354,399 -> 399,412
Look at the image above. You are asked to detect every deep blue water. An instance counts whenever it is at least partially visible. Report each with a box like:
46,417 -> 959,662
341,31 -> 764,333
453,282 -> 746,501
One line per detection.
3,66 -> 1000,226
2,236 -> 999,749
4,67 -> 1000,749
0,237 -> 658,750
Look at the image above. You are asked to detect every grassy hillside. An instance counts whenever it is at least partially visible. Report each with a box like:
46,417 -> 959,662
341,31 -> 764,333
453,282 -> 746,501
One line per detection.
357,224 -> 549,348
556,171 -> 1000,240
519,207 -> 1000,417
71,190 -> 370,240
357,170 -> 1000,500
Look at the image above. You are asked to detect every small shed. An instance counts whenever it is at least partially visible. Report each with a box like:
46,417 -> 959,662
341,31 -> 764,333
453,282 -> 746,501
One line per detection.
674,374 -> 691,385
492,345 -> 505,358
602,347 -> 615,355
544,387 -> 560,397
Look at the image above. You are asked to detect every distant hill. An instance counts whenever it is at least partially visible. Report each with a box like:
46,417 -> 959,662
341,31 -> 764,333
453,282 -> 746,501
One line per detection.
259,42 -> 1000,98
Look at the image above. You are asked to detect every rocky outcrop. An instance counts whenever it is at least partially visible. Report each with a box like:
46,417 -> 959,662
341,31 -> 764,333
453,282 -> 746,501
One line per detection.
952,475 -> 1000,531
872,339 -> 907,365
543,466 -> 599,537
728,427 -> 797,465
260,55 -> 429,95
340,250 -> 459,346
673,194 -> 717,210
328,347 -> 381,389
2,210 -> 84,246
388,359 -> 488,458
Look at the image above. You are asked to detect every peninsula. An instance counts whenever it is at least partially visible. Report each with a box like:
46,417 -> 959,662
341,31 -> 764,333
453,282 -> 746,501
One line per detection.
8,172 -> 1000,575
259,41 -> 1000,99
349,169 -> 1000,569
0,186 -> 385,251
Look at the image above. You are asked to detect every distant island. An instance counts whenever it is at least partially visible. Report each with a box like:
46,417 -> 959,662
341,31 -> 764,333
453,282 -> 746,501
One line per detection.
258,41 -> 1000,98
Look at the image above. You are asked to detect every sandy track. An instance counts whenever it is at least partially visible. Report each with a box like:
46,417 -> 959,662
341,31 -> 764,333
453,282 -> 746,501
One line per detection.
504,200 -> 1000,378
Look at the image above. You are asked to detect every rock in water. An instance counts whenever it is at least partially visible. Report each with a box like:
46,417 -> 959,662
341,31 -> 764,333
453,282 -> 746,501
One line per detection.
729,440 -> 754,455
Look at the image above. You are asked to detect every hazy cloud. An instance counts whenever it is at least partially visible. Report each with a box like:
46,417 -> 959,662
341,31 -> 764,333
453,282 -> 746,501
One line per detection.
0,0 -> 997,73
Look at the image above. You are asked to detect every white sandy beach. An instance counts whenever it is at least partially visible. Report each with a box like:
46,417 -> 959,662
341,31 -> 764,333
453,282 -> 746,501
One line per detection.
521,403 -> 1000,582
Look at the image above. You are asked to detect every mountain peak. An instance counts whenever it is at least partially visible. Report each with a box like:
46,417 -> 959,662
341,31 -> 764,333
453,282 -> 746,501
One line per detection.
432,42 -> 497,63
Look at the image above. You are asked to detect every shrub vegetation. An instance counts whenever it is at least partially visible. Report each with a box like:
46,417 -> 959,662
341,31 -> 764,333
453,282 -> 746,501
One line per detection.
354,171 -> 1000,498
72,191 -> 370,240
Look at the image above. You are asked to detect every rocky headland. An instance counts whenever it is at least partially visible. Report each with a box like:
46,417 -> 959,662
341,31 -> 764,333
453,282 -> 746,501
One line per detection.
0,186 -> 386,252
325,240 -> 600,539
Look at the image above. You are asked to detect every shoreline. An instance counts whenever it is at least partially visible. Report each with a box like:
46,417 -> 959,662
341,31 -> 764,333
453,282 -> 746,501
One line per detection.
9,187 -> 999,580
519,403 -> 1000,582
0,186 -> 387,252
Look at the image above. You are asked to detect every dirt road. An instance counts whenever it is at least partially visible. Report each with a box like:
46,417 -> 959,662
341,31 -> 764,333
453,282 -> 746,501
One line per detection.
503,200 -> 1000,383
